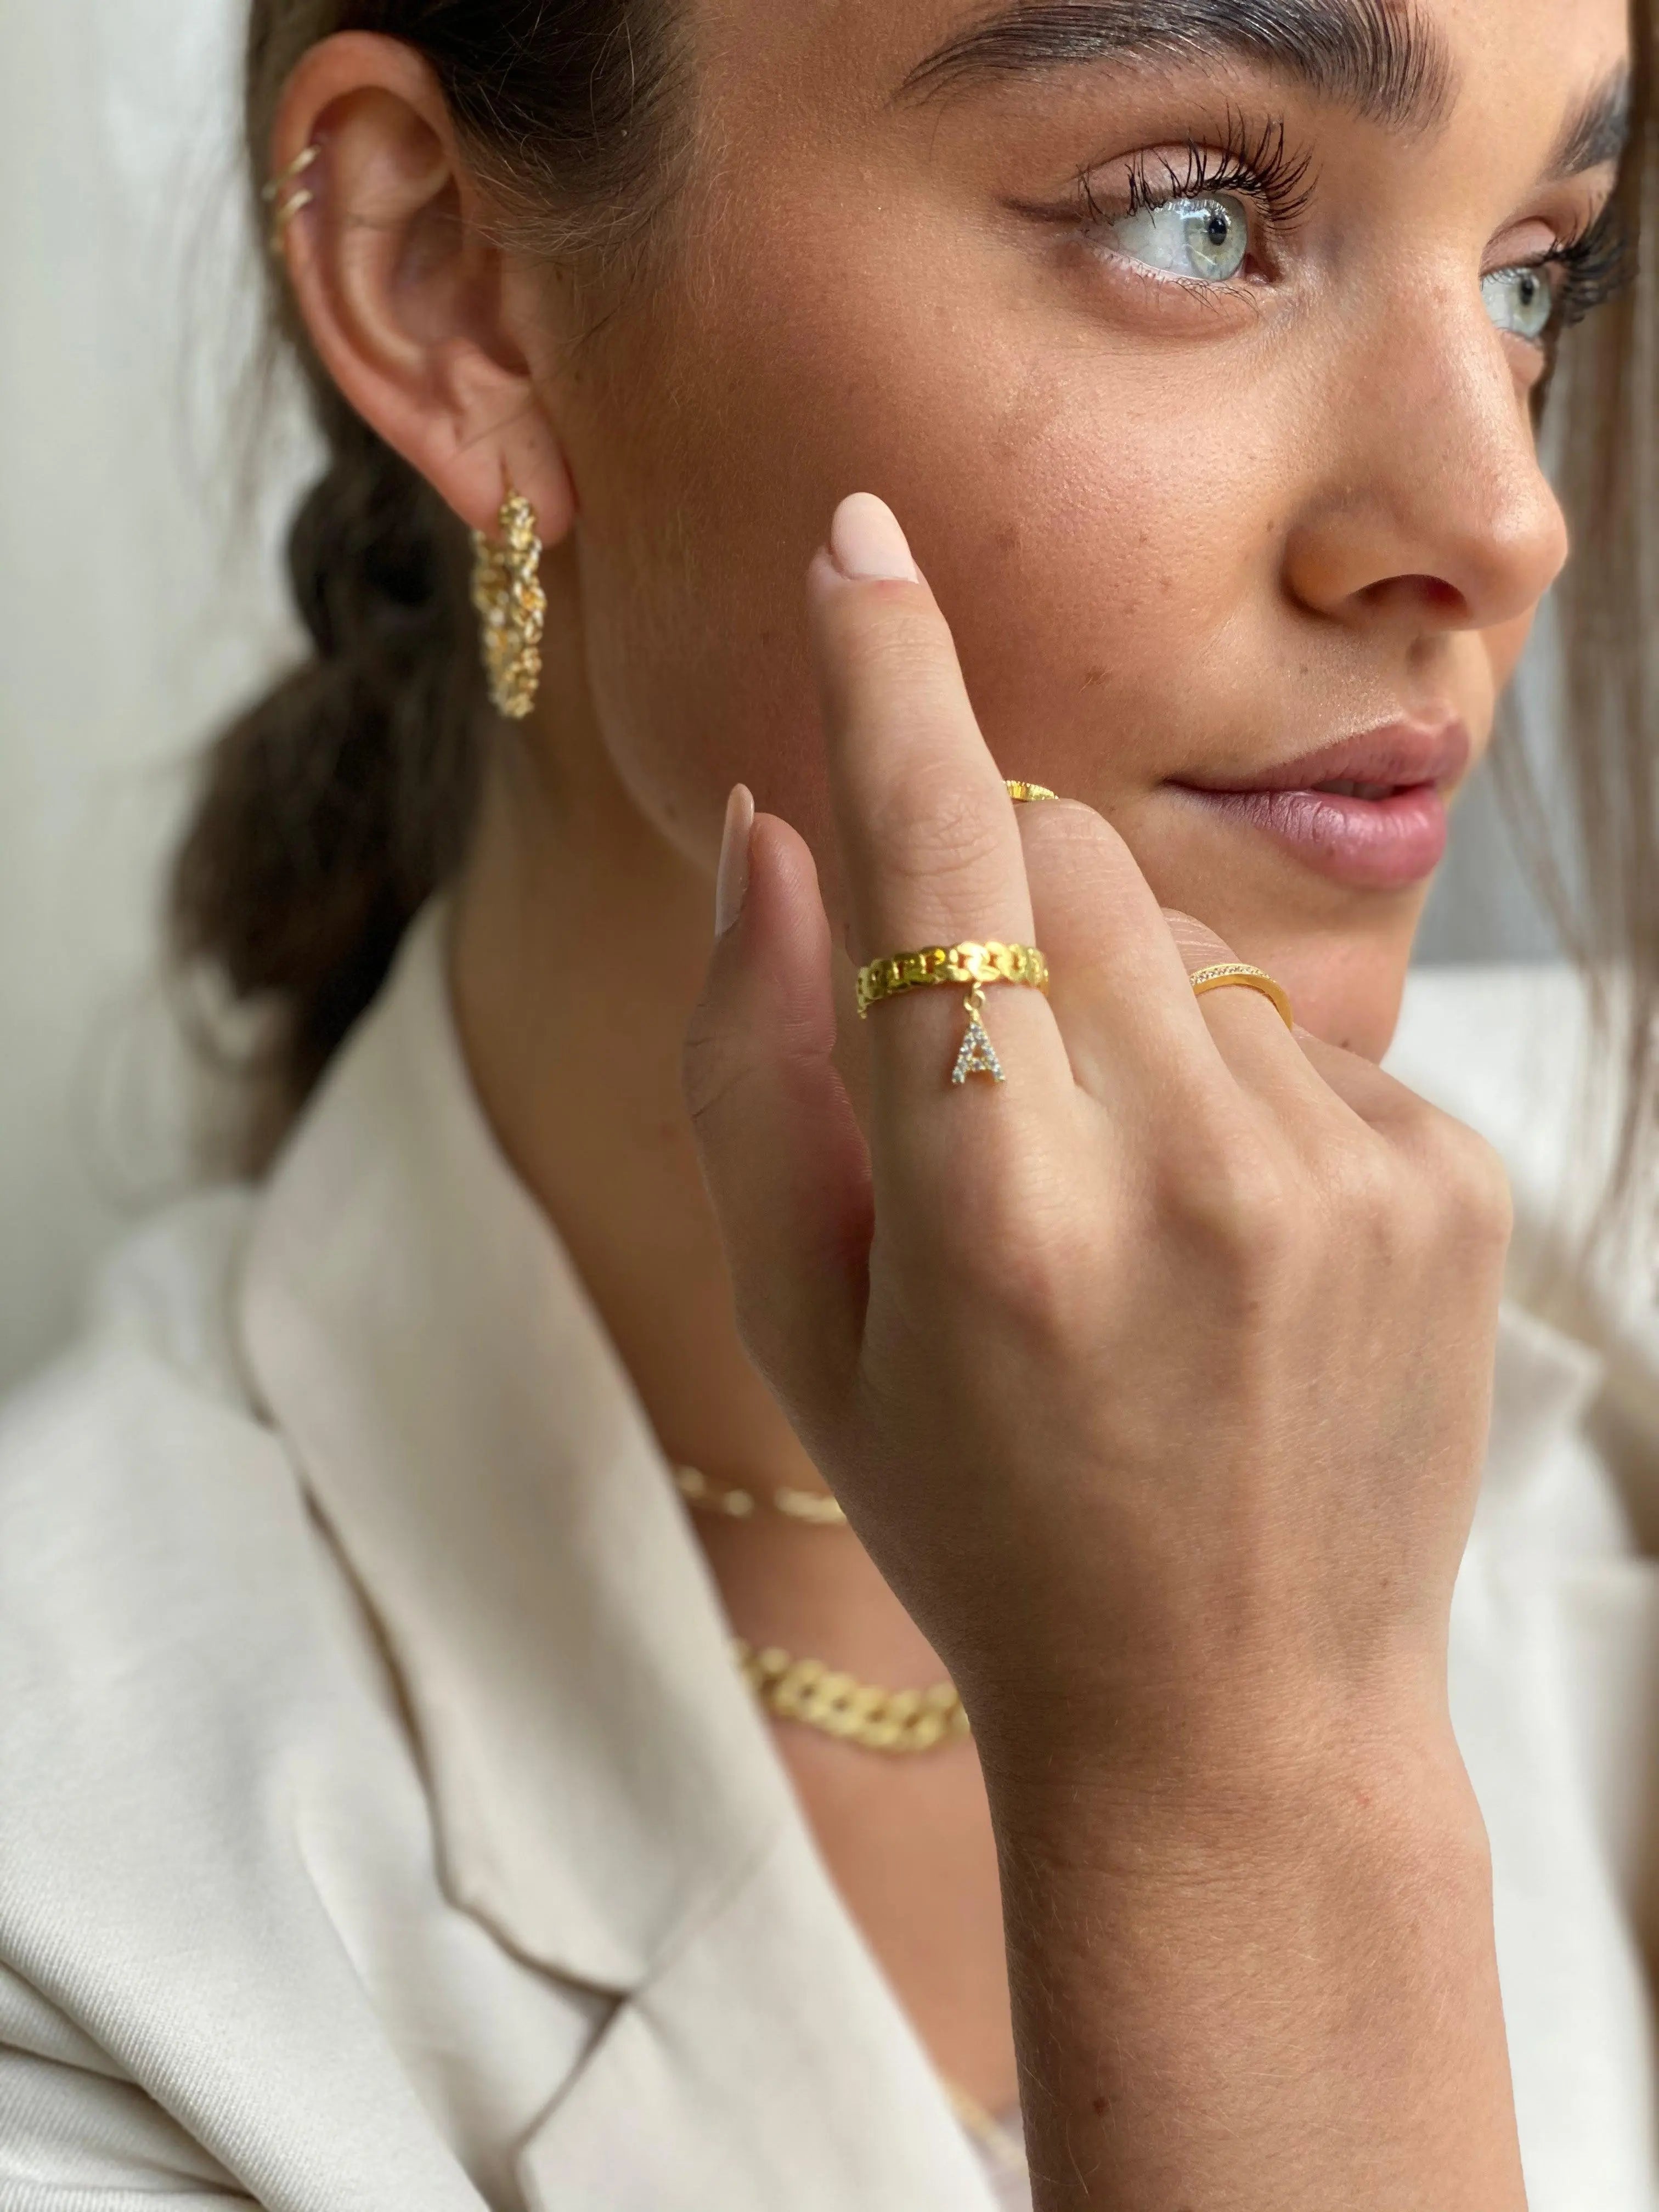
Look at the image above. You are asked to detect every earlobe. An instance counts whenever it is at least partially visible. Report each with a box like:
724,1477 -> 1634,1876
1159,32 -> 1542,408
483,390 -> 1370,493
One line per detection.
271,31 -> 574,551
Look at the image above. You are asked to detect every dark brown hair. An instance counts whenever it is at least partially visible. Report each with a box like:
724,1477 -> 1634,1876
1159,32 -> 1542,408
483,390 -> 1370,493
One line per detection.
177,0 -> 1659,1246
171,0 -> 689,1161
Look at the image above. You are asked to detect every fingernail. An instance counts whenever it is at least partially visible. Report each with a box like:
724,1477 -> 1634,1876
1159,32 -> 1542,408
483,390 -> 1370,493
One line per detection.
714,783 -> 755,938
828,493 -> 920,582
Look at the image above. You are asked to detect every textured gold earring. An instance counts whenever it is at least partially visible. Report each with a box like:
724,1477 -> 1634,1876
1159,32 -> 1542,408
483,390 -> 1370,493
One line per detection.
471,485 -> 547,719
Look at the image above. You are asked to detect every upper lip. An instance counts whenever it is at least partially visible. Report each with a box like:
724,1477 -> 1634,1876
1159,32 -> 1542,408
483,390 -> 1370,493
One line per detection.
1174,718 -> 1472,797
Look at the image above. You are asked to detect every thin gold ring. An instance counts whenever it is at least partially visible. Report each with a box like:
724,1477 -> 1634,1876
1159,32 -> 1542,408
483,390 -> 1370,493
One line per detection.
1005,779 -> 1058,803
1189,962 -> 1295,1031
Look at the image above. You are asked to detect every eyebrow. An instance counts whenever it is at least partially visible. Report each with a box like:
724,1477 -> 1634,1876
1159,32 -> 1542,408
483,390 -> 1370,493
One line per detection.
1545,66 -> 1630,179
895,0 -> 1458,133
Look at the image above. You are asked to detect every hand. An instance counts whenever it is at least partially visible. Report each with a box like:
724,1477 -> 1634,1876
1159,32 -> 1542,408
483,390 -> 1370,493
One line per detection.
686,491 -> 1509,1785
684,492 -> 1524,2210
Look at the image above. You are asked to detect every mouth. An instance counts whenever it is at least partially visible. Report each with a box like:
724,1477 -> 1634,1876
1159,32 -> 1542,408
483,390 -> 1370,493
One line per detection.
1166,718 -> 1472,890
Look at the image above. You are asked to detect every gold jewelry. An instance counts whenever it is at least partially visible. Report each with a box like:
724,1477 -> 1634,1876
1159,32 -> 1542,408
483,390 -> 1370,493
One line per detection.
947,2082 -> 1028,2179
1005,780 -> 1057,803
1189,962 -> 1295,1031
674,1464 -> 847,1527
733,1640 -> 969,1754
471,485 -> 548,719
262,143 -> 319,257
856,940 -> 1048,1087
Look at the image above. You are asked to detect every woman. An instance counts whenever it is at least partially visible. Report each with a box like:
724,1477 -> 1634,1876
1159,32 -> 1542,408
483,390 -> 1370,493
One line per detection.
1,0 -> 1655,2204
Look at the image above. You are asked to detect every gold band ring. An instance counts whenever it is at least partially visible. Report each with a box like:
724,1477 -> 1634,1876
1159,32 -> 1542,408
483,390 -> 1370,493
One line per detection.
1189,962 -> 1295,1031
1005,779 -> 1058,803
856,940 -> 1049,1087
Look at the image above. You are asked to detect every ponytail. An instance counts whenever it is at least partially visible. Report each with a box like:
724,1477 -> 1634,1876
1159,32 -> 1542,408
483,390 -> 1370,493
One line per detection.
172,0 -> 684,1161
171,388 -> 479,1156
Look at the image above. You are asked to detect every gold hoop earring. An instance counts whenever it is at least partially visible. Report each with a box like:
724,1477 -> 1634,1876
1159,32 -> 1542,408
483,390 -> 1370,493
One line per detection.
470,485 -> 547,719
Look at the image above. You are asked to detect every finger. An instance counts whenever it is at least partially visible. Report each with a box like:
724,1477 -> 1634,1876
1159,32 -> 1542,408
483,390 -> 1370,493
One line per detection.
1159,908 -> 1338,1113
805,496 -> 1071,1107
1012,797 -> 1328,1119
1293,1026 -> 1454,1138
1010,800 -> 1234,1120
683,792 -> 870,1414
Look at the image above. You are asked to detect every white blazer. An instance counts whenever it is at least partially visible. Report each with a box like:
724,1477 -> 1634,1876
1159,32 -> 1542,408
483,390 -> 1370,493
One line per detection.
2,907 -> 1657,2211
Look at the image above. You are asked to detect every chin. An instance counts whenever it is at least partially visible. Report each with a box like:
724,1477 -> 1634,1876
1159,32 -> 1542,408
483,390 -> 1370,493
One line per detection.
1130,856 -> 1425,1068
1282,947 -> 1414,1062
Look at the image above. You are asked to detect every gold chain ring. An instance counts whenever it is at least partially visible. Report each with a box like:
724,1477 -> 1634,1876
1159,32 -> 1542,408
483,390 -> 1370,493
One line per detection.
855,938 -> 1049,1019
855,940 -> 1049,1089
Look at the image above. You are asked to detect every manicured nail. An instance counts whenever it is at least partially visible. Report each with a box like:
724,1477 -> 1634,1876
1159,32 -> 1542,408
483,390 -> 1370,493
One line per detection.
714,783 -> 756,938
828,493 -> 920,582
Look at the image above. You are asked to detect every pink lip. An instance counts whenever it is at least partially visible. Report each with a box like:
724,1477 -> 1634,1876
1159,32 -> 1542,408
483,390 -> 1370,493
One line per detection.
1168,719 -> 1471,890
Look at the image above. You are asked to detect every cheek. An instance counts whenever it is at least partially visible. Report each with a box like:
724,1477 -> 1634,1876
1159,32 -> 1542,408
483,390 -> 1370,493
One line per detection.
564,230 -> 1289,877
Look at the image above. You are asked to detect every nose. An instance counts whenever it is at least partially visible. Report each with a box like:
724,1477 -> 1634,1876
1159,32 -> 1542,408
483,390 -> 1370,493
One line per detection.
1280,290 -> 1569,639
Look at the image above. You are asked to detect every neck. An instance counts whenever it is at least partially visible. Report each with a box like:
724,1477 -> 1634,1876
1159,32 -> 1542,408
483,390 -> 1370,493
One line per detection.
444,575 -> 944,1686
445,563 -> 1014,2111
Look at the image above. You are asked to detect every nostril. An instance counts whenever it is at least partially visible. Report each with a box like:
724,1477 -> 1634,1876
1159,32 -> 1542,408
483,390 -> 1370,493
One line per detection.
1360,573 -> 1470,622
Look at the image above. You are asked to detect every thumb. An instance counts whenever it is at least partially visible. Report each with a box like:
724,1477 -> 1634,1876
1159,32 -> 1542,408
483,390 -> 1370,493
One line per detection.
682,789 -> 871,1421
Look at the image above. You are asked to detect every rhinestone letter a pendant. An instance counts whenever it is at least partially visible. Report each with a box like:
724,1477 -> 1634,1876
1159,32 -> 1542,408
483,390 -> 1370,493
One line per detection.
951,986 -> 1005,1085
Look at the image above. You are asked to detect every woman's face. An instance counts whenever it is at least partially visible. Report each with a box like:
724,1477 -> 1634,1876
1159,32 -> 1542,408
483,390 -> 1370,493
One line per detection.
537,0 -> 1628,1055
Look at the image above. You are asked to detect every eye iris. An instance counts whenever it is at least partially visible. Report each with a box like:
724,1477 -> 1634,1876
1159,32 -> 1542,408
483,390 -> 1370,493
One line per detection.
1180,197 -> 1246,279
1482,263 -> 1554,342
1110,193 -> 1250,282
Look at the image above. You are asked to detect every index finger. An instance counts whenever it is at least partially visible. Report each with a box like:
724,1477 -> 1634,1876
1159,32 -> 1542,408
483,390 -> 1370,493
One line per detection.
806,494 -> 1068,1104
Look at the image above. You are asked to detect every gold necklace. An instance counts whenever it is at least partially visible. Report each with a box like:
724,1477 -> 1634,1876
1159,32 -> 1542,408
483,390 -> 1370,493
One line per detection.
946,2081 -> 1029,2177
733,1638 -> 969,1754
674,1463 -> 848,1527
674,1467 -> 962,1752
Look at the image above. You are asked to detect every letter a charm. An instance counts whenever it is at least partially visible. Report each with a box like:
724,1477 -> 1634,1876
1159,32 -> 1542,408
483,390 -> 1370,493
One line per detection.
951,986 -> 1005,1085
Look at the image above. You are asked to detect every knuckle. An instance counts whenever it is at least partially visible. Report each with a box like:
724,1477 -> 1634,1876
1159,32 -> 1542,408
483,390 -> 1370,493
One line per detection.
871,763 -> 1011,897
838,599 -> 958,703
934,1152 -> 1095,1349
1159,1121 -> 1300,1271
1323,1126 -> 1404,1230
680,1003 -> 769,1138
1159,906 -> 1238,975
1421,1114 -> 1515,1246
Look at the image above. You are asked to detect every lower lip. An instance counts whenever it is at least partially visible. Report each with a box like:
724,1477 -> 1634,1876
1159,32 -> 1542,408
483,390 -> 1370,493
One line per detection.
1170,783 -> 1449,889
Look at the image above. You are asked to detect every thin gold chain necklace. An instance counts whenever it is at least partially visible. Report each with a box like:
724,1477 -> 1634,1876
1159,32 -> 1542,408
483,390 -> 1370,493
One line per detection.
947,2081 -> 1029,2179
673,1462 -> 848,1526
673,1464 -> 968,1754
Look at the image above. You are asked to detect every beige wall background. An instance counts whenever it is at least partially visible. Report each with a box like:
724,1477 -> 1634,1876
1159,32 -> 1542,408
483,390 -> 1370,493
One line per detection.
0,0 -> 1562,1398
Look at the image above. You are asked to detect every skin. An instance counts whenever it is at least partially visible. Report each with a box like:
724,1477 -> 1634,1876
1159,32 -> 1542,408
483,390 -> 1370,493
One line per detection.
274,0 -> 1628,2193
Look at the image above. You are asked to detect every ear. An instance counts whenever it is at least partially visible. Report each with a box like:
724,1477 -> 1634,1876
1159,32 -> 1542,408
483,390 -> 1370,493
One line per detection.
268,32 -> 575,545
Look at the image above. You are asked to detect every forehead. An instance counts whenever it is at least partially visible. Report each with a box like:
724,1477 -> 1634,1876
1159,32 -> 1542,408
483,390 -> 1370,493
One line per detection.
693,0 -> 1629,148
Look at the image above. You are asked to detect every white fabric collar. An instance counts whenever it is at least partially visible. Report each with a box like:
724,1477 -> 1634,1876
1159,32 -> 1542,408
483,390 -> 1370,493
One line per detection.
239,900 -> 795,1996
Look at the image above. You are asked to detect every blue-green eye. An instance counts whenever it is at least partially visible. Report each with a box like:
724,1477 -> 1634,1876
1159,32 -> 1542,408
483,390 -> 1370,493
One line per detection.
1482,263 -> 1555,342
1109,193 -> 1251,283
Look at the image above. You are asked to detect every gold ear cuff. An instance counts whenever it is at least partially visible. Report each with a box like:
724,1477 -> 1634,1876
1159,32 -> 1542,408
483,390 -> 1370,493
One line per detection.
263,143 -> 320,258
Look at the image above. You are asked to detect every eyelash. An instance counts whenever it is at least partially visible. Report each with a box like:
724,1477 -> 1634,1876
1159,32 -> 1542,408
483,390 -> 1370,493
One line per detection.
1075,112 -> 1316,264
1530,200 -> 1633,334
1070,115 -> 1632,343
